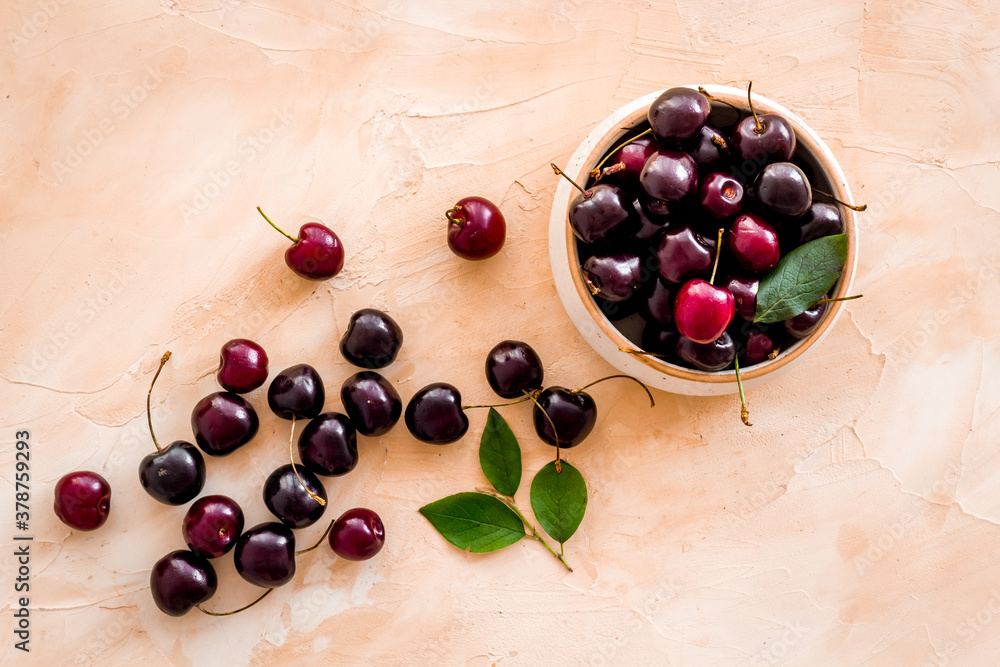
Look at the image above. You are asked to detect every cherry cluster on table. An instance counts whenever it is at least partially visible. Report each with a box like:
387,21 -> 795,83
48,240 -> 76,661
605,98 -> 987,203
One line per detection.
567,86 -> 843,372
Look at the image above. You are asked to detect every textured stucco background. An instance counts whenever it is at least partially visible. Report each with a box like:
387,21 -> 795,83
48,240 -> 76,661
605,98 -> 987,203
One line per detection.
1,0 -> 999,664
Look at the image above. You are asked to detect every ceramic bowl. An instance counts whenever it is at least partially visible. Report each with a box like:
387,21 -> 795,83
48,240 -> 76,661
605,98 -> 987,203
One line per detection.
548,85 -> 859,396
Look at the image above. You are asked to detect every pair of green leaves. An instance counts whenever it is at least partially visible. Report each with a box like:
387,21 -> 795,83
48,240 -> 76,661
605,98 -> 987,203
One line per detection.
418,409 -> 587,556
754,234 -> 848,323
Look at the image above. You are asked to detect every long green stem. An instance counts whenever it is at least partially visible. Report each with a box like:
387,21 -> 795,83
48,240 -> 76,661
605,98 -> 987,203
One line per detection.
296,519 -> 335,556
522,389 -> 561,472
198,588 -> 273,616
257,206 -> 299,242
572,375 -> 655,408
734,356 -> 751,427
476,488 -> 572,572
289,416 -> 326,507
462,394 -> 534,410
591,127 -> 654,173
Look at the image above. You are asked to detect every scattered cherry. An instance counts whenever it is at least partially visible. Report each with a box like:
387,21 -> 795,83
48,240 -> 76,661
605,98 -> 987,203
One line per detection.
234,522 -> 296,588
150,550 -> 218,616
53,471 -> 111,531
532,387 -> 597,448
340,371 -> 402,436
404,382 -> 469,444
263,464 -> 328,528
298,412 -> 358,476
485,340 -> 544,399
446,196 -> 506,260
340,308 -> 403,369
267,364 -> 325,420
191,392 -> 259,457
183,495 -> 244,559
217,339 -> 269,393
258,207 -> 344,281
329,508 -> 385,561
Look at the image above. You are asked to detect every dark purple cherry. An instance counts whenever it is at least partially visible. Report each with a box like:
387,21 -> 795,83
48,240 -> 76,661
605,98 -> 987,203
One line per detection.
784,299 -> 829,339
446,196 -> 506,260
532,386 -> 597,448
728,213 -> 781,272
643,197 -> 675,217
641,324 -> 680,358
640,150 -> 698,202
267,364 -> 325,420
674,279 -> 735,344
263,464 -> 328,528
786,202 -> 844,245
191,392 -> 259,457
687,125 -> 730,172
340,309 -> 404,369
606,135 -> 658,184
633,198 -> 671,241
641,279 -> 675,326
340,371 -> 402,437
568,183 -> 637,244
259,207 -> 344,281
582,253 -> 642,301
724,275 -> 759,321
647,87 -> 711,143
699,172 -> 744,219
656,226 -> 716,284
217,339 -> 269,393
744,329 -> 781,366
676,332 -> 736,371
183,495 -> 244,559
141,351 -> 206,505
298,413 -> 358,476
731,113 -> 795,173
753,162 -> 812,218
150,550 -> 217,616
485,340 -> 544,399
404,383 -> 469,444
329,508 -> 386,561
53,471 -> 111,531
234,522 -> 296,588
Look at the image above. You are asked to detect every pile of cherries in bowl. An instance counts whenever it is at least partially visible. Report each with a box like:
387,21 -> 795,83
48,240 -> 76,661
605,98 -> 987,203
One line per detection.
567,86 -> 847,372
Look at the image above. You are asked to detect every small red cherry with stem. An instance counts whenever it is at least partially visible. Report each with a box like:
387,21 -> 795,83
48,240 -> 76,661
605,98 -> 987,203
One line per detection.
258,207 -> 344,281
446,197 -> 506,260
673,228 -> 735,345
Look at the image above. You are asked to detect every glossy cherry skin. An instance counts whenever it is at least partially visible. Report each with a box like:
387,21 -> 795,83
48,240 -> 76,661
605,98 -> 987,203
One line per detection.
687,125 -> 730,173
263,464 -> 328,528
743,329 -> 781,366
730,113 -> 796,172
786,202 -> 844,245
217,339 -> 269,393
640,150 -> 698,202
784,300 -> 829,339
183,495 -> 244,559
641,279 -> 675,326
582,253 -> 642,302
286,222 -> 345,281
568,183 -> 637,244
724,275 -> 759,321
298,412 -> 358,476
446,196 -> 506,260
647,87 -> 711,143
753,162 -> 812,217
633,198 -> 672,241
330,508 -> 386,561
340,371 -> 402,437
191,392 -> 259,456
676,332 -> 736,371
656,226 -> 716,284
728,213 -> 781,272
698,172 -> 744,220
234,522 -> 296,588
404,383 -> 469,444
150,550 -> 218,616
53,471 -> 111,531
267,364 -> 325,420
532,387 -> 597,448
138,440 -> 205,506
340,309 -> 403,369
485,340 -> 544,399
674,279 -> 735,344
607,135 -> 658,184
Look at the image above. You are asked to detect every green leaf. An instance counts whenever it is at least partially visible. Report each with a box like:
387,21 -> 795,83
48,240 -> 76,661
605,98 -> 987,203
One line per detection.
478,408 -> 522,497
419,492 -> 525,553
530,461 -> 588,544
754,234 -> 848,323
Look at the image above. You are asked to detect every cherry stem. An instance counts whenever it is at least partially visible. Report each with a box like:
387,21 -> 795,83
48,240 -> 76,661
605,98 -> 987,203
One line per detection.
591,128 -> 654,173
462,394 -> 536,410
734,355 -> 751,427
591,161 -> 626,183
522,389 -> 561,472
445,205 -> 464,228
698,86 -> 742,116
296,519 -> 335,556
551,163 -> 591,199
197,588 -> 273,616
814,294 -> 864,306
812,189 -> 868,212
257,206 -> 299,243
572,374 -> 655,409
710,132 -> 730,153
146,351 -> 171,453
581,271 -> 603,297
475,487 -> 572,572
709,228 -> 724,285
289,416 -> 326,507
747,81 -> 763,134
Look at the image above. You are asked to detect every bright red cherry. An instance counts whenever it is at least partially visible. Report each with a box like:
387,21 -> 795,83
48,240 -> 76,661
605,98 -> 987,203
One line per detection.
446,196 -> 506,260
674,279 -> 735,344
54,471 -> 111,531
728,213 -> 781,272
698,172 -> 744,220
258,207 -> 344,280
217,339 -> 268,393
